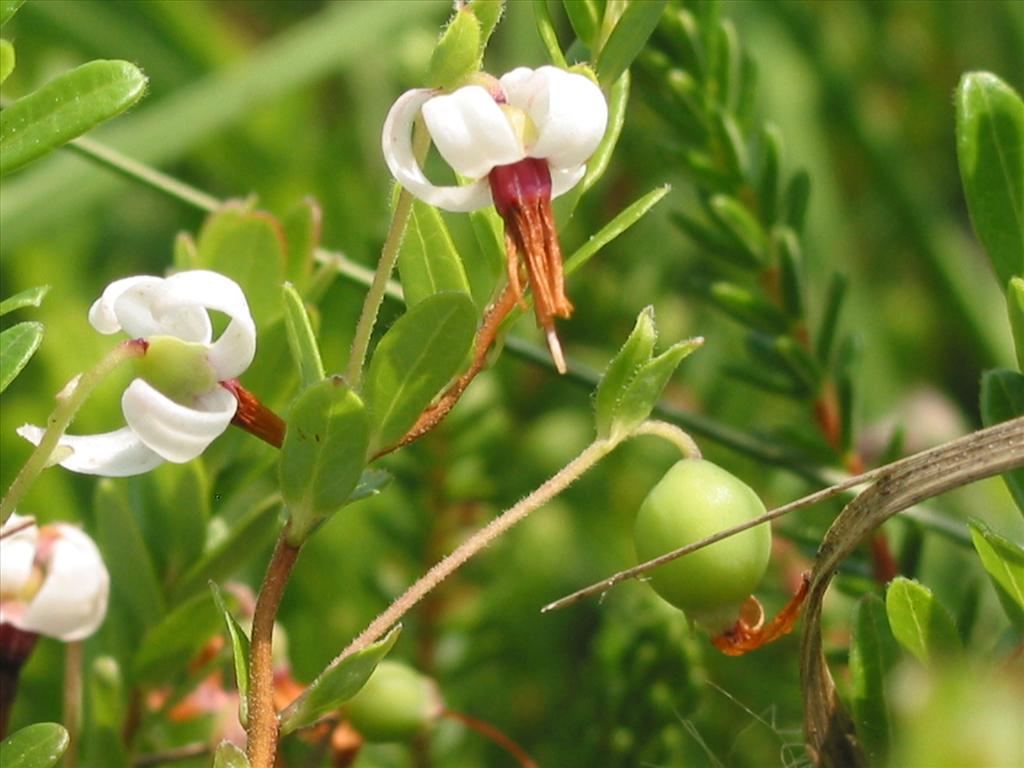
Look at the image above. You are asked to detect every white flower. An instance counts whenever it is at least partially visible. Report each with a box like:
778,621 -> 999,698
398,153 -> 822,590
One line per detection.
382,65 -> 608,213
18,270 -> 256,477
0,514 -> 110,642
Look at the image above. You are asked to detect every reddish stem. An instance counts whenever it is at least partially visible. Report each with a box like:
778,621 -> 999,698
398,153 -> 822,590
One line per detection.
222,380 -> 286,449
443,710 -> 538,768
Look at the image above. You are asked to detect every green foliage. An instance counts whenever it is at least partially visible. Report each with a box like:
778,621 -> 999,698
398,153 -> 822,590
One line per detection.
848,595 -> 898,764
282,282 -> 325,390
0,60 -> 147,175
969,519 -> 1024,632
427,5 -> 482,90
364,292 -> 476,453
979,368 -> 1024,515
0,724 -> 68,768
0,38 -> 13,84
397,199 -> 472,307
0,286 -> 47,317
955,72 -> 1024,287
596,1 -> 668,87
279,377 -> 370,543
213,742 -> 250,768
82,658 -> 128,768
278,626 -> 401,736
885,577 -> 962,665
0,0 -> 24,27
132,590 -> 229,685
0,321 -> 43,394
1008,277 -> 1024,368
211,582 -> 252,726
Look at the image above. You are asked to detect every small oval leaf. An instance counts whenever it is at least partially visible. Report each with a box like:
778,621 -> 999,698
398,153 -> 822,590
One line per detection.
427,7 -> 482,90
596,0 -> 668,87
282,283 -> 325,390
885,577 -> 962,665
213,741 -> 250,768
969,519 -> 1024,632
0,723 -> 69,768
0,285 -> 49,316
211,582 -> 252,726
278,626 -> 401,736
0,320 -> 43,393
397,199 -> 471,307
0,60 -> 147,175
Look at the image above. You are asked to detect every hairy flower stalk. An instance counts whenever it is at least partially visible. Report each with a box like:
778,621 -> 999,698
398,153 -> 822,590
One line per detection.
383,66 -> 608,373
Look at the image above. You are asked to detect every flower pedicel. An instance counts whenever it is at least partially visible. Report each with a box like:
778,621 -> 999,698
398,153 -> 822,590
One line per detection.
383,66 -> 608,372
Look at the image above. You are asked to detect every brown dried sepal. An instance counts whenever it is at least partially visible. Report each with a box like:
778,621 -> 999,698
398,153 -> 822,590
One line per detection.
712,571 -> 811,656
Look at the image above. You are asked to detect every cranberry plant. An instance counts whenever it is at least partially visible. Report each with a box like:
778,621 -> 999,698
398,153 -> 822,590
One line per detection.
1,2 -> 1022,767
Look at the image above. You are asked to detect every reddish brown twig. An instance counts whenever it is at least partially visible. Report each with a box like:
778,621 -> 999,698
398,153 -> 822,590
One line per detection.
443,710 -> 538,768
223,380 -> 286,449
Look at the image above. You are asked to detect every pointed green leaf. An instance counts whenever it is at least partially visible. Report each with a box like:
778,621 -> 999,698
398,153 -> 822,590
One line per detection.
1,60 -> 147,175
0,285 -> 49,317
705,280 -> 790,334
708,194 -> 766,265
532,0 -> 568,68
213,741 -> 250,768
132,590 -> 228,684
784,170 -> 811,231
365,292 -> 477,453
608,337 -> 703,440
955,73 -> 1024,286
282,197 -> 321,287
582,69 -> 629,194
83,657 -> 127,768
885,577 -> 962,665
0,321 -> 43,393
1008,276 -> 1024,369
0,39 -> 13,85
211,582 -> 251,726
562,0 -> 601,47
470,0 -> 504,48
849,595 -> 898,763
0,1 -> 24,26
772,226 -> 803,318
94,480 -> 166,643
427,7 -> 482,89
0,723 -> 68,768
282,282 -> 325,389
758,124 -> 783,225
195,206 -> 287,328
280,376 -> 370,543
146,461 -> 210,585
595,307 -> 657,438
980,368 -> 1024,516
398,199 -> 471,307
969,519 -> 1024,632
596,0 -> 668,87
279,626 -> 401,736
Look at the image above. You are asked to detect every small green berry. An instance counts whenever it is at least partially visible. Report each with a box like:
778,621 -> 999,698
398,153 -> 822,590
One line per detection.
343,661 -> 442,742
633,459 -> 771,633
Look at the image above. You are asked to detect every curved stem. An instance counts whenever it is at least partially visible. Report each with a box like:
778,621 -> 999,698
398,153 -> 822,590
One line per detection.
1,339 -> 147,525
246,529 -> 302,768
630,419 -> 703,460
335,437 -> 616,663
443,710 -> 537,768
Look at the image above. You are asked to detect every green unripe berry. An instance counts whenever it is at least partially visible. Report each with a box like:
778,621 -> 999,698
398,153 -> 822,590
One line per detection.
134,335 -> 217,403
343,661 -> 442,742
633,459 -> 771,633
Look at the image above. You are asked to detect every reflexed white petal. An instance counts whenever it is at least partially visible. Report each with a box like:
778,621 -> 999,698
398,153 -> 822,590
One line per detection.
0,514 -> 38,598
421,86 -> 522,178
382,88 -> 495,213
21,526 -> 109,641
88,276 -> 163,335
503,66 -> 607,170
121,379 -> 236,463
109,278 -> 212,343
16,424 -> 164,477
550,165 -> 587,199
158,271 -> 256,379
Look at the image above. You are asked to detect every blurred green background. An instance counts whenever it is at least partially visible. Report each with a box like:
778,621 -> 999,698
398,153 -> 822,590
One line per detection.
2,1 -> 1022,765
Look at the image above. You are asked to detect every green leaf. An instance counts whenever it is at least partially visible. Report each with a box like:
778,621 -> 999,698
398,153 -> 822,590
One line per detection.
758,124 -> 783,225
969,519 -> 1024,632
170,495 -> 280,604
0,285 -> 49,316
0,60 -> 147,176
83,657 -> 128,768
280,377 -> 370,543
427,7 -> 481,90
0,321 -> 43,394
784,169 -> 811,232
132,590 -> 228,684
562,0 -> 602,48
885,577 -> 962,665
815,272 -> 848,363
470,0 -> 504,48
282,197 -> 321,287
708,194 -> 766,265
1007,276 -> 1024,369
980,368 -> 1024,515
955,73 -> 1024,286
581,70 -> 629,194
146,461 -> 210,585
94,480 -> 166,644
213,741 -> 250,768
282,283 -> 325,390
0,0 -> 25,27
564,185 -> 671,277
704,280 -> 790,334
0,723 -> 69,768
195,205 -> 287,329
849,595 -> 898,763
0,38 -> 14,85
349,468 -> 392,504
211,582 -> 251,726
532,0 -> 568,68
595,307 -> 657,438
772,226 -> 803,318
278,626 -> 401,736
596,0 -> 667,87
364,292 -> 477,453
398,199 -> 471,307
